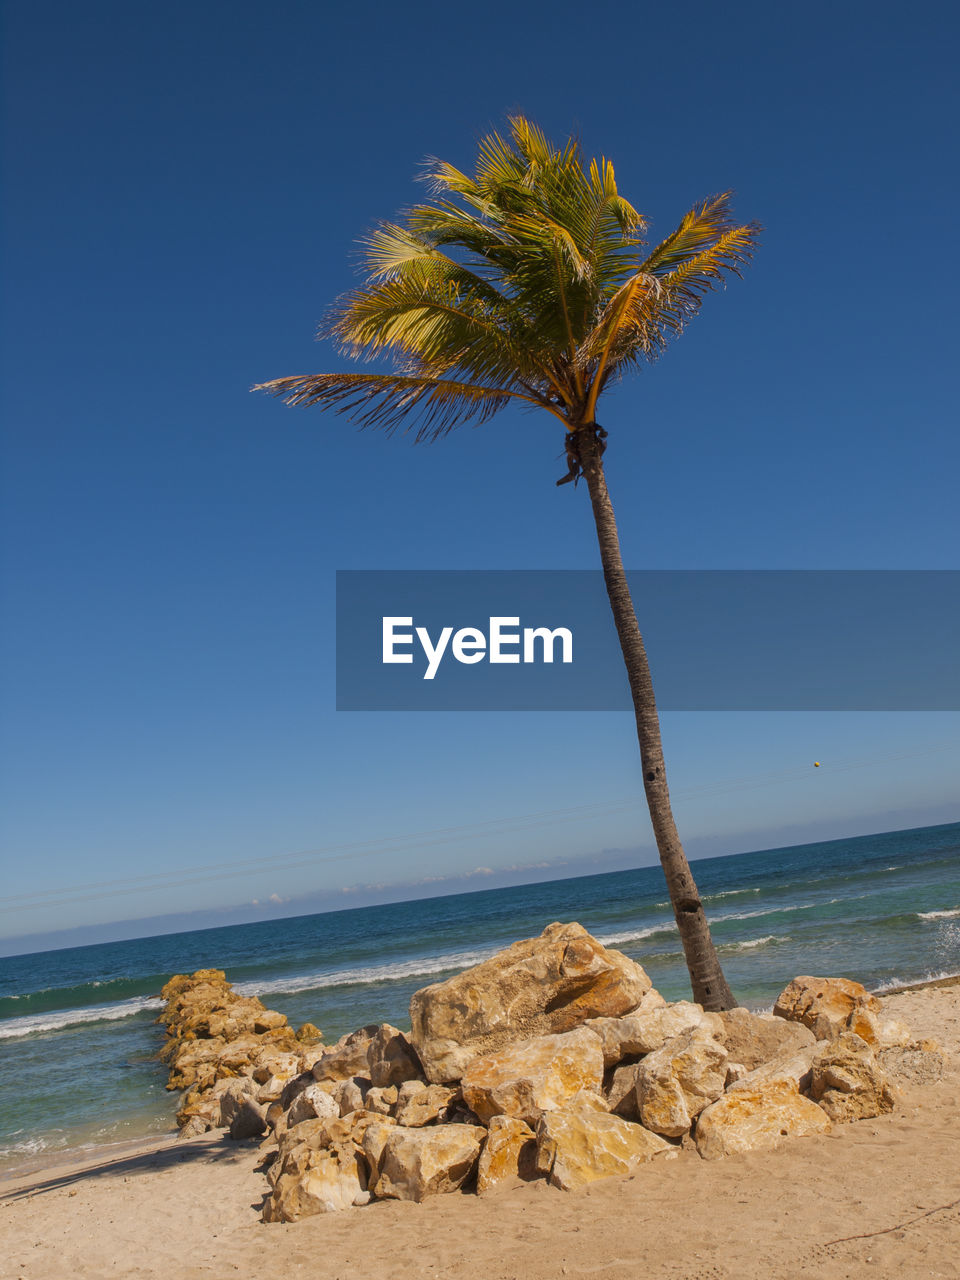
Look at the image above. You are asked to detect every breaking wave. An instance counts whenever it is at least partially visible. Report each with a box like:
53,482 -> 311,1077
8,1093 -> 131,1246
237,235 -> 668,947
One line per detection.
0,997 -> 163,1042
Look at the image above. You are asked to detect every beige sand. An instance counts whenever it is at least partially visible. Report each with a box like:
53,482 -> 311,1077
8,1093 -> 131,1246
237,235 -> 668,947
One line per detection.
2,984 -> 958,1280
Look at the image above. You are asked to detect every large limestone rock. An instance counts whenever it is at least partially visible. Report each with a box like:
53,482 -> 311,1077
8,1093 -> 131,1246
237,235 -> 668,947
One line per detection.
227,1095 -> 267,1140
394,1082 -> 459,1127
371,1124 -> 485,1202
409,923 -> 652,1082
604,1061 -> 644,1120
773,976 -> 882,1040
844,1007 -> 914,1049
287,1083 -> 341,1127
368,1025 -> 423,1088
359,1117 -> 401,1180
311,1024 -> 422,1088
476,1116 -> 538,1194
264,1145 -> 369,1221
634,1028 -> 728,1137
535,1100 -> 675,1191
584,996 -> 704,1067
311,1025 -> 381,1083
810,1032 -> 896,1122
364,1085 -> 399,1116
460,1028 -> 605,1125
695,1080 -> 832,1160
334,1077 -> 370,1116
726,1044 -> 819,1096
713,1007 -> 815,1071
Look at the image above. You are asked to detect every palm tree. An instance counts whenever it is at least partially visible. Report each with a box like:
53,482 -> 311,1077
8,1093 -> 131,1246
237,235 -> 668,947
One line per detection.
255,117 -> 760,1011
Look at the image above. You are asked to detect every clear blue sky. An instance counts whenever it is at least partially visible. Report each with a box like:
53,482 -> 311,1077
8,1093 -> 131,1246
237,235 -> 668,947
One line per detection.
1,0 -> 957,951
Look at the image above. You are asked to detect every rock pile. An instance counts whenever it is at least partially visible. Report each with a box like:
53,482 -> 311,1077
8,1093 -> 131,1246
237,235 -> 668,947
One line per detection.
158,924 -> 945,1221
158,969 -> 324,1139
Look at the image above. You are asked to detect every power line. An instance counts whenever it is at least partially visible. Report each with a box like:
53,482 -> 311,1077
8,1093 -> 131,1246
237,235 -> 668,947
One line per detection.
1,739 -> 955,914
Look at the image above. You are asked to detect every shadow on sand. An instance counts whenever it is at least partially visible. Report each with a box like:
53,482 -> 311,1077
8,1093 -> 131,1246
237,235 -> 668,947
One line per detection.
0,1131 -> 265,1204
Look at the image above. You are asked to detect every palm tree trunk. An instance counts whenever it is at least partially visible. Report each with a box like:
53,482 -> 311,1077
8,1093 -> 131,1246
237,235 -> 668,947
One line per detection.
577,427 -> 737,1011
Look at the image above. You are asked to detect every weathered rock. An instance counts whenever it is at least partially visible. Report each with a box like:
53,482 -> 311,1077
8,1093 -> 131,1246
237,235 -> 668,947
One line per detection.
359,1117 -> 400,1180
586,998 -> 723,1069
296,1022 -> 324,1044
604,1061 -> 643,1120
410,922 -> 652,1082
726,1044 -> 819,1096
695,1080 -> 832,1159
264,1101 -> 286,1140
177,1114 -> 210,1140
773,976 -> 882,1040
635,1029 -> 728,1137
263,1145 -> 369,1221
372,1124 -> 485,1202
364,1085 -> 399,1116
228,1095 -> 268,1140
335,1077 -> 370,1116
535,1101 -> 675,1190
713,1007 -> 816,1071
287,1083 -> 341,1127
256,1052 -> 302,1103
878,1039 -> 945,1086
476,1116 -> 538,1194
312,1026 -> 381,1083
215,1077 -> 259,1130
810,1032 -> 896,1122
395,1083 -> 458,1127
844,1008 -> 914,1048
461,1028 -> 605,1125
280,1071 -> 316,1111
253,1051 -> 300,1085
368,1025 -> 423,1088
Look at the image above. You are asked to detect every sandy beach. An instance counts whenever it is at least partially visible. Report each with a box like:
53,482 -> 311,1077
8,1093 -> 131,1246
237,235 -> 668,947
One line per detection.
1,981 -> 957,1280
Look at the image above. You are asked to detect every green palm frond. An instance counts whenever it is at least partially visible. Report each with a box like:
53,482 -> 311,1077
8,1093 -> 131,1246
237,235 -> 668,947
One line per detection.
252,372 -> 530,441
640,193 -> 759,279
257,116 -> 760,437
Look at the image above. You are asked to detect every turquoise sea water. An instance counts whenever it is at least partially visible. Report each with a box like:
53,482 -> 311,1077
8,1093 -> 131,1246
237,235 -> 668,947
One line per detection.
0,821 -> 957,1172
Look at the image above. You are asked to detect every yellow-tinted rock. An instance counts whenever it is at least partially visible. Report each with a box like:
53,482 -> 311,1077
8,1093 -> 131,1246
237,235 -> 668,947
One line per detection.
263,1145 -> 369,1220
713,1007 -> 816,1070
726,1045 -> 818,1096
535,1103 -> 674,1190
695,1080 -> 831,1159
476,1116 -> 537,1194
461,1028 -> 604,1125
410,923 -> 652,1082
635,1029 -> 728,1137
773,976 -> 882,1040
810,1032 -> 896,1122
372,1124 -> 485,1202
394,1082 -> 458,1127
585,995 -> 702,1067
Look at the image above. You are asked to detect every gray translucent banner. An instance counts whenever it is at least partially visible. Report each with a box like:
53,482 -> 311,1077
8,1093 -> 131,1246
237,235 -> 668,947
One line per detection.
335,571 -> 959,711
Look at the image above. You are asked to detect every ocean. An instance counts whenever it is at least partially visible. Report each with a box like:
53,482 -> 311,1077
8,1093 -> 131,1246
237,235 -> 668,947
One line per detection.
0,821 -> 957,1173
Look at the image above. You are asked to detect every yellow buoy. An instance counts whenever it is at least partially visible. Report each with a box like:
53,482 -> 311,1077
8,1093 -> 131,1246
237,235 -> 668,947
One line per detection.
814,761 -> 820,767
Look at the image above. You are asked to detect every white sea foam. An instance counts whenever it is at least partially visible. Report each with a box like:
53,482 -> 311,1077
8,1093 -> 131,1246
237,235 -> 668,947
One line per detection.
917,908 -> 960,920
871,968 -> 960,994
595,924 -> 677,947
708,895 -> 863,925
0,997 -> 162,1041
702,887 -> 762,902
719,934 -> 785,953
240,926 -> 691,999
236,947 -> 502,999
